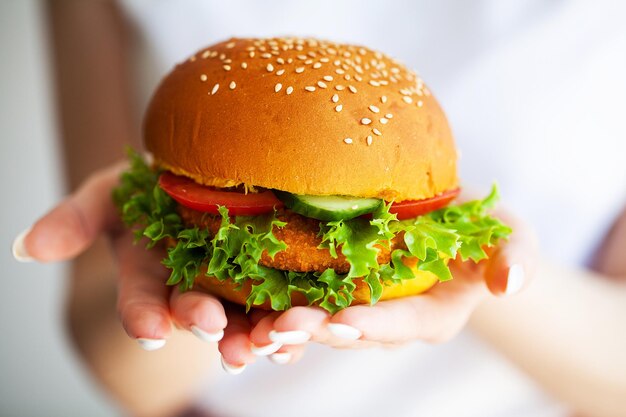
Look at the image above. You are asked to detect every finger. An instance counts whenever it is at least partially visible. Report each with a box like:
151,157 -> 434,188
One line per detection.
170,289 -> 227,343
114,233 -> 173,349
269,306 -> 331,345
249,312 -> 283,356
268,344 -> 307,365
484,214 -> 538,296
218,305 -> 256,373
13,163 -> 126,262
331,276 -> 487,345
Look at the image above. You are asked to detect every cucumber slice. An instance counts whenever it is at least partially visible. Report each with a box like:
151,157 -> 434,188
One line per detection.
275,191 -> 382,221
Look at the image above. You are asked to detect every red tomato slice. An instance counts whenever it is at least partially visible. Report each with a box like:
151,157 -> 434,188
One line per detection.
390,188 -> 460,220
158,171 -> 283,216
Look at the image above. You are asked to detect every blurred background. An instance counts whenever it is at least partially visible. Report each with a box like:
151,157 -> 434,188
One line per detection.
0,1 -> 117,416
2,1 -> 625,416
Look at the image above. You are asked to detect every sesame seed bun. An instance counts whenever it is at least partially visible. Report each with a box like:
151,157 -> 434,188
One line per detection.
144,37 -> 458,201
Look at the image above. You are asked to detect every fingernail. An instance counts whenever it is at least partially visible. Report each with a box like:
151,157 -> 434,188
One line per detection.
250,341 -> 282,356
191,325 -> 224,343
220,356 -> 246,375
136,338 -> 166,351
505,264 -> 525,296
12,228 -> 34,262
268,330 -> 311,345
269,352 -> 292,365
327,323 -> 362,340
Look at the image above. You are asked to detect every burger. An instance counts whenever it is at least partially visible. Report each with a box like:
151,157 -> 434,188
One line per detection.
113,37 -> 511,314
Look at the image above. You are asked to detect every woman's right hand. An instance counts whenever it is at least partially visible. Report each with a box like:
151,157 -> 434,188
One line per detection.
12,163 -> 229,351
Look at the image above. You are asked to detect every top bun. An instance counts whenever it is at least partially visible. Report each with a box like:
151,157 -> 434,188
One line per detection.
144,37 -> 457,201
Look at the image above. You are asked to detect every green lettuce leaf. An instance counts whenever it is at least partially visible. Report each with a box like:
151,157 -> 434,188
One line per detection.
113,150 -> 512,314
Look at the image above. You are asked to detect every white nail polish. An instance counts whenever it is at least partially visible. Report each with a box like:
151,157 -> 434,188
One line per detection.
191,326 -> 224,343
251,341 -> 282,356
220,356 -> 246,375
268,330 -> 311,345
136,338 -> 166,351
12,228 -> 34,262
505,264 -> 525,296
269,352 -> 292,365
327,323 -> 362,340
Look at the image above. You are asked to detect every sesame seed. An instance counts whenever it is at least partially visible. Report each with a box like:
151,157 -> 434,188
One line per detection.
223,65 -> 231,71
344,138 -> 353,144
211,83 -> 219,95
335,68 -> 345,75
261,53 -> 272,59
249,51 -> 256,58
313,62 -> 322,69
366,135 -> 373,146
403,96 -> 413,104
344,74 -> 352,81
372,128 -> 382,136
361,118 -> 372,125
335,104 -> 343,112
287,58 -> 294,63
275,83 -> 282,93
201,51 -> 210,58
323,75 -> 333,82
295,67 -> 305,74
305,59 -> 313,65
335,85 -> 345,91
298,54 -> 307,60
354,74 -> 363,82
286,86 -> 294,95
276,69 -> 285,75
230,81 -> 236,90
369,80 -> 380,87
200,74 -> 208,82
348,85 -> 357,94
334,59 -> 341,66
277,57 -> 285,64
385,113 -> 393,119
241,62 -> 248,69
380,118 -> 388,124
317,81 -> 327,88
219,53 -> 226,60
369,105 -> 380,113
305,86 -> 316,92
332,94 -> 339,103
226,41 -> 236,49
223,58 -> 232,64
267,64 -> 274,72
320,57 -> 330,63
417,100 -> 423,107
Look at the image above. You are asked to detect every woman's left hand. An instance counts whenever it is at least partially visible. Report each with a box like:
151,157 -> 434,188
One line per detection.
218,208 -> 537,366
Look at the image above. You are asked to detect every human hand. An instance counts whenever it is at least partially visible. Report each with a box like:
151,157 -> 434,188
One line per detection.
12,162 -> 231,351
219,207 -> 536,365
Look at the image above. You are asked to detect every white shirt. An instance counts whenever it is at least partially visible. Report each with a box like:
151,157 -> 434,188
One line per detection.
119,1 -> 626,416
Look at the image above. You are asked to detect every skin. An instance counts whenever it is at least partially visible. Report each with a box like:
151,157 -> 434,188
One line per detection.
40,2 -> 626,416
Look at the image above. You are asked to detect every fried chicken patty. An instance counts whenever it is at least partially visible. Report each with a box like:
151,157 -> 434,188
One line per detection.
178,205 -> 407,273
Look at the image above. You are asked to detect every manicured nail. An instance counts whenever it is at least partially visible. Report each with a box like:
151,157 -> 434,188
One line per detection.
250,341 -> 282,356
327,323 -> 362,340
136,338 -> 166,351
505,264 -> 525,295
12,228 -> 34,262
220,356 -> 246,375
268,329 -> 311,345
269,352 -> 292,365
191,325 -> 224,343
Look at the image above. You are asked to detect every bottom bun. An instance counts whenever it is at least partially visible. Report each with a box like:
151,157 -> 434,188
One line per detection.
193,268 -> 439,310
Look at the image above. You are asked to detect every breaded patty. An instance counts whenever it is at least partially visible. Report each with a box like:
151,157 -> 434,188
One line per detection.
178,206 -> 406,273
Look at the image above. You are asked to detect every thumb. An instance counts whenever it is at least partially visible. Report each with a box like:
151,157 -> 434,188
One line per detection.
484,216 -> 538,296
12,163 -> 125,263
